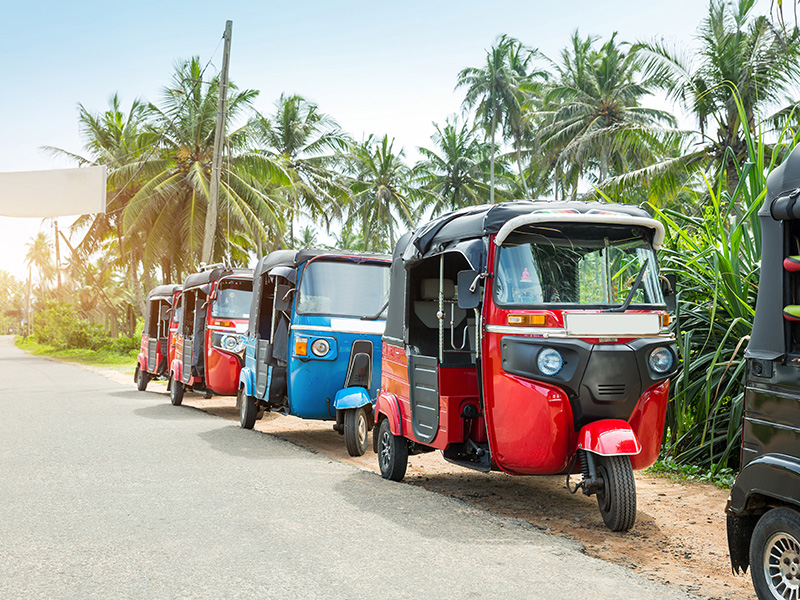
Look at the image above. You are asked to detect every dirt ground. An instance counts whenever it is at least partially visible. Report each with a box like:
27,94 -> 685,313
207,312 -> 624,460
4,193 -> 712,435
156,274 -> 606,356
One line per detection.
103,367 -> 752,600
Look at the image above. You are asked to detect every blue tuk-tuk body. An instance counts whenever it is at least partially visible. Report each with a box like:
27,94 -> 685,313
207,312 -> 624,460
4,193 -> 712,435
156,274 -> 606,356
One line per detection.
238,249 -> 391,456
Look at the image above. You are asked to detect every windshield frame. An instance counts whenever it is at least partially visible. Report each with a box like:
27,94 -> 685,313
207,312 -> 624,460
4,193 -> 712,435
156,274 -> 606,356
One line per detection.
210,277 -> 253,320
295,258 -> 391,319
492,225 -> 666,310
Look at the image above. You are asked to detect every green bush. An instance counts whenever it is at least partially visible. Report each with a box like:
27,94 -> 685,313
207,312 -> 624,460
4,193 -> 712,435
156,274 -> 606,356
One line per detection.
33,301 -> 111,351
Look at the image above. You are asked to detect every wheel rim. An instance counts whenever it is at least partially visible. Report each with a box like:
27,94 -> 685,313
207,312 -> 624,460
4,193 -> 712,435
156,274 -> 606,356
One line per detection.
379,429 -> 392,469
764,532 -> 800,599
357,411 -> 367,446
596,464 -> 611,513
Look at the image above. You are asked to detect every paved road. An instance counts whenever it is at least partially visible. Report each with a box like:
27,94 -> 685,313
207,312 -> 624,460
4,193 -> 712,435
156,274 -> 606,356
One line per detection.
0,337 -> 694,599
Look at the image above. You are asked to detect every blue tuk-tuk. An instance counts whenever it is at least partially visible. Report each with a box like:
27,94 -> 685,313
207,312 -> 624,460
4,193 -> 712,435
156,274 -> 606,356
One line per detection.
237,249 -> 391,456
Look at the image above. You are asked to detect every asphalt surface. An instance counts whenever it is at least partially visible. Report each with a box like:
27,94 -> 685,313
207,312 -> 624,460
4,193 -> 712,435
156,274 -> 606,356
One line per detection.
0,336 -> 695,599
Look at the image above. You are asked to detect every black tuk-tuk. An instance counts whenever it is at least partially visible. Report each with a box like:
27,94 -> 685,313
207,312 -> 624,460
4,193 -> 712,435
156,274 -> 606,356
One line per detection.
728,144 -> 800,600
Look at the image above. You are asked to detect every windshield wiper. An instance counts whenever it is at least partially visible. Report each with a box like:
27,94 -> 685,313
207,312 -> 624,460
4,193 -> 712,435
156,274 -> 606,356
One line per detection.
604,257 -> 650,313
361,299 -> 389,321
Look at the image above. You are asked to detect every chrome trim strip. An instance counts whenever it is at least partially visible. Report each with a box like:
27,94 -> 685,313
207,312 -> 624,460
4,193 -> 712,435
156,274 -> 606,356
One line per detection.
494,213 -> 665,249
484,324 -> 674,340
291,324 -> 385,336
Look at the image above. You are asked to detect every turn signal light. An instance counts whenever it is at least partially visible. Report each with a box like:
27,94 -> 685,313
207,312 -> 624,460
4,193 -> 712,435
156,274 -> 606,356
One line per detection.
213,319 -> 235,328
294,337 -> 308,356
507,314 -> 547,326
660,313 -> 672,327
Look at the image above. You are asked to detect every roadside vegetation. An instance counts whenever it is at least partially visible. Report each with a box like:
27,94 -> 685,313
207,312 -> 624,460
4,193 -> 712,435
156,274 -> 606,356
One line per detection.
4,0 -> 800,476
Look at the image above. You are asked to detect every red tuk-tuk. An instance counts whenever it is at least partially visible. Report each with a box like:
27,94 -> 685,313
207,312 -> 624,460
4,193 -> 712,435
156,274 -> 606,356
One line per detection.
169,265 -> 253,405
135,284 -> 181,391
374,201 -> 677,531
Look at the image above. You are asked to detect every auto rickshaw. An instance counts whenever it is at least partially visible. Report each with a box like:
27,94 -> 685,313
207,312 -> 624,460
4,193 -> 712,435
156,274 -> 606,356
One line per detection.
727,144 -> 800,600
169,265 -> 253,405
237,249 -> 390,456
374,201 -> 678,531
135,284 -> 181,391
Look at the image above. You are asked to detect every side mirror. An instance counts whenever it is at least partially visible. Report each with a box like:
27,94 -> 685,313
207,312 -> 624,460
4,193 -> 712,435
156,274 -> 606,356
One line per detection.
661,274 -> 677,313
457,270 -> 481,310
275,284 -> 295,312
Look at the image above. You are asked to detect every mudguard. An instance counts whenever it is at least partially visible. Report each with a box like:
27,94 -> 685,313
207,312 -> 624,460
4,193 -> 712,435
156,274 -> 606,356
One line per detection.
374,391 -> 402,436
170,358 -> 182,385
728,454 -> 800,514
577,419 -> 642,456
137,351 -> 147,372
333,387 -> 372,411
239,366 -> 255,397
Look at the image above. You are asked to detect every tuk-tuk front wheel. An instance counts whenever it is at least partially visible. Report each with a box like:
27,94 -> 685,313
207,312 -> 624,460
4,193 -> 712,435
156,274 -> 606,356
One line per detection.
377,418 -> 408,481
136,366 -> 148,392
344,407 -> 369,457
169,376 -> 184,406
239,388 -> 258,430
595,455 -> 636,532
750,507 -> 800,600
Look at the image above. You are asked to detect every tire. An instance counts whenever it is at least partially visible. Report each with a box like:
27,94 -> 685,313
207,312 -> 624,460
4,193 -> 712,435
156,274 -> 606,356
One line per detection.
750,506 -> 800,600
169,376 -> 184,406
595,454 -> 637,532
377,418 -> 408,481
239,387 -> 257,430
136,366 -> 148,392
344,407 -> 369,457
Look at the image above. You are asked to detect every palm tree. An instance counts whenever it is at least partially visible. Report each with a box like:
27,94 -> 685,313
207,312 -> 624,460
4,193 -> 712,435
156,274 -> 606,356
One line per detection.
25,233 -> 54,297
293,225 -> 319,249
249,94 -> 351,246
345,135 -> 415,252
413,116 -> 493,215
537,31 -> 676,193
636,0 -> 800,195
457,35 -> 525,203
121,57 -> 288,273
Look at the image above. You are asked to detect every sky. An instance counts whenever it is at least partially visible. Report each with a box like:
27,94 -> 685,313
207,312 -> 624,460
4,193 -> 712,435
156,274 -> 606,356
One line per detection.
0,0 -> 774,280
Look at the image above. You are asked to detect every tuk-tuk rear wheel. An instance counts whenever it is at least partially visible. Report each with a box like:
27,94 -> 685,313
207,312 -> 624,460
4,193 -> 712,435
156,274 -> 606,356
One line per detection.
136,366 -> 148,392
377,418 -> 408,481
750,507 -> 800,600
595,455 -> 636,532
239,388 -> 258,430
169,376 -> 184,406
344,407 -> 369,457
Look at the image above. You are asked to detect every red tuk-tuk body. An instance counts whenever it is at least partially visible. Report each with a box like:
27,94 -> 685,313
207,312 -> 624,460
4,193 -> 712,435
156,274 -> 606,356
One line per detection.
167,288 -> 181,368
168,266 -> 253,406
374,201 -> 677,531
135,284 -> 181,392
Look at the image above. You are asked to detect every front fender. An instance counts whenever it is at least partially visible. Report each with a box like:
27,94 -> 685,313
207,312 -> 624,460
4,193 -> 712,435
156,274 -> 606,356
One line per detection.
578,419 -> 642,456
374,391 -> 402,436
729,453 -> 800,515
170,358 -> 182,383
333,387 -> 372,411
239,366 -> 255,397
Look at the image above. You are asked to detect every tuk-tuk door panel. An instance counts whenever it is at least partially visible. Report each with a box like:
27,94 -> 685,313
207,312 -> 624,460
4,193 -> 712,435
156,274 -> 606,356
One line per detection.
408,354 -> 440,444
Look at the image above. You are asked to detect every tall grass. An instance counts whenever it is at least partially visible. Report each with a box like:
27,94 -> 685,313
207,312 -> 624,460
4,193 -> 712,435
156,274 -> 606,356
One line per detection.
652,92 -> 797,472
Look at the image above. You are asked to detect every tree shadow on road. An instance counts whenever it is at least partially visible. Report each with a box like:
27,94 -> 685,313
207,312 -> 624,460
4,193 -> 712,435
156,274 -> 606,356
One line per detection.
196,424 -> 309,460
133,403 -> 212,420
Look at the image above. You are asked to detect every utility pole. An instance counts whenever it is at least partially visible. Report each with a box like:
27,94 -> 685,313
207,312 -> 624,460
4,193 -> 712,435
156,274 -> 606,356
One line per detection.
53,219 -> 62,298
201,20 -> 233,265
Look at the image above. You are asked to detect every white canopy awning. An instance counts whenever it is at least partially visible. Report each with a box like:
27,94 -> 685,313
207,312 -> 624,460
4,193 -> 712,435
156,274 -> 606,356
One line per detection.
0,166 -> 106,217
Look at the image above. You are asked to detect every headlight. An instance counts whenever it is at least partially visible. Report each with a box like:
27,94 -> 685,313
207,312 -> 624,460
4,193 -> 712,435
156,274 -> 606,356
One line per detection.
537,348 -> 564,376
212,332 -> 246,354
648,347 -> 674,374
311,338 -> 330,357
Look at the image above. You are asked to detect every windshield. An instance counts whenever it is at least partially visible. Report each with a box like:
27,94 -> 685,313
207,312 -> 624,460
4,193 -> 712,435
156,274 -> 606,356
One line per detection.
211,279 -> 252,319
495,224 -> 664,307
297,260 -> 390,318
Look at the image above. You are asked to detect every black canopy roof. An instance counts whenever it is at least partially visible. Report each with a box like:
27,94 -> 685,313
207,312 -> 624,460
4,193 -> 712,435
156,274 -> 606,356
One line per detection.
146,284 -> 181,303
182,267 -> 253,292
406,200 -> 658,259
253,248 -> 390,282
748,144 -> 800,360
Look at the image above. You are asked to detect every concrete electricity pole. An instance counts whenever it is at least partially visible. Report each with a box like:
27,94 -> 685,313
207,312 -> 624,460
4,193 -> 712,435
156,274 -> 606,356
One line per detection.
201,20 -> 232,266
